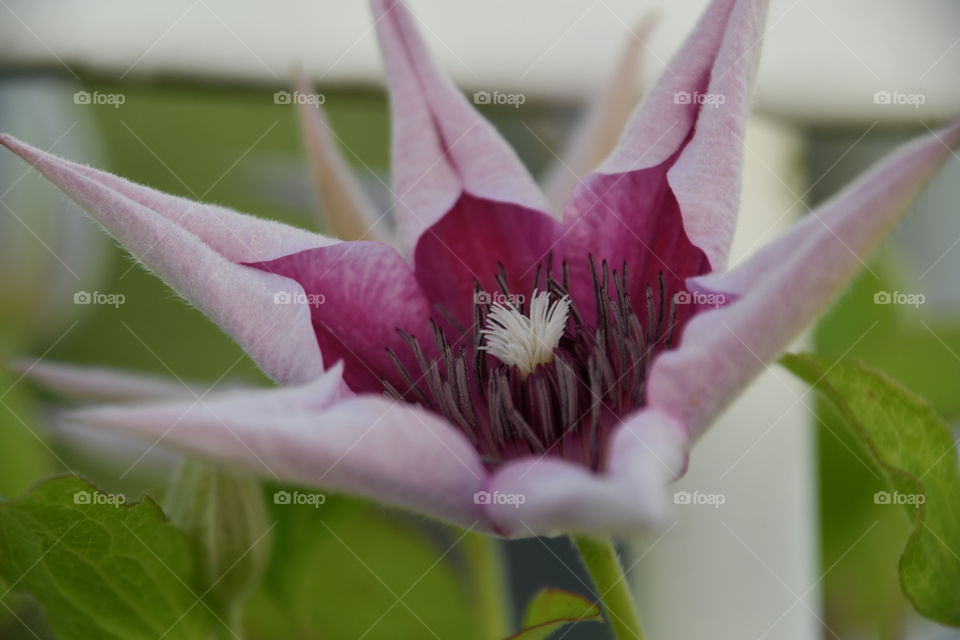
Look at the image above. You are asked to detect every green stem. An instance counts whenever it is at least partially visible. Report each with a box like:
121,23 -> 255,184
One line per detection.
461,530 -> 510,639
572,535 -> 644,640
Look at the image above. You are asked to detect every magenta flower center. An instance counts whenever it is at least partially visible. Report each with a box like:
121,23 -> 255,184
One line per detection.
383,257 -> 682,470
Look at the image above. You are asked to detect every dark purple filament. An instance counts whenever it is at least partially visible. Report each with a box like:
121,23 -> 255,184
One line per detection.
383,257 -> 680,470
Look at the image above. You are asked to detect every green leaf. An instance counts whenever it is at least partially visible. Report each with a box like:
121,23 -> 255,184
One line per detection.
505,588 -> 602,640
815,258 -> 960,420
244,489 -> 481,640
812,259 -> 947,634
0,475 -> 211,640
782,353 -> 960,626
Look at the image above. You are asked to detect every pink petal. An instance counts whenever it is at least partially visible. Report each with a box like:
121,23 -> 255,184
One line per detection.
559,163 -> 709,324
485,409 -> 688,537
294,74 -> 384,241
660,0 -> 767,272
371,0 -> 548,254
413,194 -> 563,326
69,364 -> 490,530
541,14 -> 658,215
248,241 -> 435,393
560,0 -> 766,298
0,134 -> 331,385
649,121 -> 960,439
12,359 -> 198,402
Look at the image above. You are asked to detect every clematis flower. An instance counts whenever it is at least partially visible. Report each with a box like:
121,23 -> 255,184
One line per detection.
3,0 -> 958,538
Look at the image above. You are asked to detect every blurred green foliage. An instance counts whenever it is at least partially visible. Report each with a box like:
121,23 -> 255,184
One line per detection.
246,489 -> 483,640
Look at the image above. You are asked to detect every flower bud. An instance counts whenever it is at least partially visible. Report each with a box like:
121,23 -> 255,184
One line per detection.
163,461 -> 272,621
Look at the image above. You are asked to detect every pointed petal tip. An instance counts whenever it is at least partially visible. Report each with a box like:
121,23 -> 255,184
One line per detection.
575,0 -> 768,272
292,70 -> 313,99
938,118 -> 960,145
0,133 -> 51,163
652,119 -> 960,438
632,9 -> 661,40
66,373 -> 487,530
370,0 -> 400,15
291,72 -> 383,242
1,132 -> 34,158
7,357 -> 34,374
542,10 -> 661,214
14,359 -> 201,402
63,362 -> 344,427
1,132 -> 333,385
370,0 -> 548,252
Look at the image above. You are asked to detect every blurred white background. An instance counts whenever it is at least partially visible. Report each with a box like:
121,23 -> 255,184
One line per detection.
1,0 -> 957,122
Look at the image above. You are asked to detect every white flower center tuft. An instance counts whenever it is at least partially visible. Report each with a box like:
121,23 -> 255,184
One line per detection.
480,290 -> 571,378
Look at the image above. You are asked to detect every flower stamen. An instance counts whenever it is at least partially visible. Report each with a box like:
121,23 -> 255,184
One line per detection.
383,257 -> 682,470
480,290 -> 570,379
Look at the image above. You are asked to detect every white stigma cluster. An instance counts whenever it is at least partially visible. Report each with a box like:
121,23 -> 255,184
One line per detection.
480,290 -> 571,378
